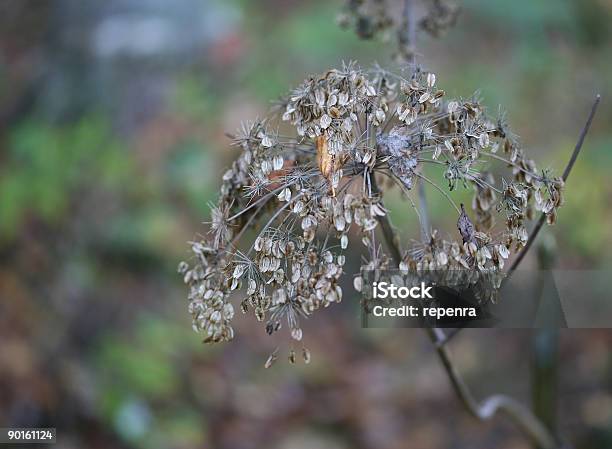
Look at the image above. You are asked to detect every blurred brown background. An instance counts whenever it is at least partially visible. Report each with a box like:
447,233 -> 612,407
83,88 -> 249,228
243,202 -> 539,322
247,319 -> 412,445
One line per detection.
1,0 -> 611,448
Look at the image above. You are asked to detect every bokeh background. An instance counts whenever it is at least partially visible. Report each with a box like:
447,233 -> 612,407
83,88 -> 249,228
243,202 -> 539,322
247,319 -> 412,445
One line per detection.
1,0 -> 611,448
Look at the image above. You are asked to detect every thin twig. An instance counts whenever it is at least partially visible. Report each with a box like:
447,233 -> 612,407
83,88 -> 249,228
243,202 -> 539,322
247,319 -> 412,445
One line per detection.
415,172 -> 461,214
426,329 -> 557,449
507,94 -> 601,276
246,193 -> 301,256
418,180 -> 430,239
400,0 -> 430,239
434,327 -> 463,346
399,0 -> 417,64
371,176 -> 402,264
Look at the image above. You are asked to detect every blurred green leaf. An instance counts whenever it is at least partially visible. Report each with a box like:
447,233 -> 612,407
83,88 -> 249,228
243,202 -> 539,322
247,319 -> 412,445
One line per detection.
0,116 -> 128,242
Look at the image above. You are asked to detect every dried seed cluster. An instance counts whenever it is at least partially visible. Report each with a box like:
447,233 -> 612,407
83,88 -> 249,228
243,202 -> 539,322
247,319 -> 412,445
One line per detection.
338,0 -> 460,60
180,64 -> 563,363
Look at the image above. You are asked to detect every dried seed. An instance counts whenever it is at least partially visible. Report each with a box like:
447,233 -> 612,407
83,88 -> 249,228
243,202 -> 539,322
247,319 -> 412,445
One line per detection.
320,114 -> 332,129
265,351 -> 278,368
291,327 -> 303,341
302,347 -> 311,364
353,276 -> 363,292
341,234 -> 348,249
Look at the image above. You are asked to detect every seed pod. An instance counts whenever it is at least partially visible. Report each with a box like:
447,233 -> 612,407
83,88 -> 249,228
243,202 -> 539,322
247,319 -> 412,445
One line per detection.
457,204 -> 476,245
341,234 -> 348,249
291,327 -> 303,341
266,321 -> 275,335
261,135 -> 274,148
353,276 -> 363,292
302,347 -> 311,364
265,351 -> 278,369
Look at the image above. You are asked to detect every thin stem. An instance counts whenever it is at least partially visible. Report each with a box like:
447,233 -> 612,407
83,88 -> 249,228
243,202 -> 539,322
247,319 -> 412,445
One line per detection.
467,173 -> 504,194
532,241 -> 560,443
480,152 -> 554,184
370,175 -> 402,264
229,182 -> 292,221
426,329 -> 558,449
229,201 -> 267,247
434,327 -> 463,346
399,0 -> 417,64
400,0 -> 430,239
246,193 -> 302,256
418,180 -> 430,239
375,168 -> 426,237
415,172 -> 461,214
507,94 -> 600,276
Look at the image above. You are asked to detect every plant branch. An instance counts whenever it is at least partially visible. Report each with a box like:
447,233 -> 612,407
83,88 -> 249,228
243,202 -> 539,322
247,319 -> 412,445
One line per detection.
399,0 -> 417,63
400,0 -> 430,238
427,327 -> 557,449
507,94 -> 601,276
371,175 -> 402,264
418,180 -> 430,239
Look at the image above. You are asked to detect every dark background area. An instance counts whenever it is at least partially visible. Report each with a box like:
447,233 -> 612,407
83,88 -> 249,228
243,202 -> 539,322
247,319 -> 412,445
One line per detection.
1,1 -> 611,448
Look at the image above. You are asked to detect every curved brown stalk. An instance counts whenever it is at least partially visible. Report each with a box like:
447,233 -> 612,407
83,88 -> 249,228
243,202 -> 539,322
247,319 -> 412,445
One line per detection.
427,327 -> 557,449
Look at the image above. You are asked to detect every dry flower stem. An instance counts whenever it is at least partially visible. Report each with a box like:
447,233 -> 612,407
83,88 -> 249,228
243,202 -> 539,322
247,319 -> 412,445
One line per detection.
402,0 -> 417,63
371,176 -> 402,263
401,0 -> 431,240
427,328 -> 558,449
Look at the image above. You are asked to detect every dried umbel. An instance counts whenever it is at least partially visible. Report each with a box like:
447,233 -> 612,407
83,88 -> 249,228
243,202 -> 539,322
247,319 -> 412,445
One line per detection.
180,63 -> 563,362
337,0 -> 460,60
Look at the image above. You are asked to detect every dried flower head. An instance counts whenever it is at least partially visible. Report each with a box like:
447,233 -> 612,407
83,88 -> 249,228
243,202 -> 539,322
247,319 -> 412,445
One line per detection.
180,63 -> 563,363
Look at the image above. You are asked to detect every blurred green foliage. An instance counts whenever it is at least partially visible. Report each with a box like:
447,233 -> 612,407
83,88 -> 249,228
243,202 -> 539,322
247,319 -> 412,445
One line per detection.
0,117 -> 127,241
94,315 -> 207,448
